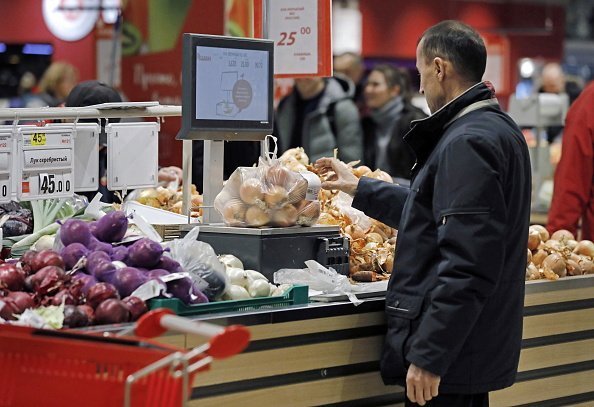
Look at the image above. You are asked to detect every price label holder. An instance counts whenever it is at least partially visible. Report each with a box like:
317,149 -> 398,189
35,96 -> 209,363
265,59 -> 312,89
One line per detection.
0,127 -> 14,203
73,123 -> 100,192
17,126 -> 75,201
255,0 -> 332,77
106,122 -> 159,191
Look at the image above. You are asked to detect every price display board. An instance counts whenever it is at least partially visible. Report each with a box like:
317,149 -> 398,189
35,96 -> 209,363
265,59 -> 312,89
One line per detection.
0,129 -> 13,203
17,127 -> 75,201
107,122 -> 159,191
73,123 -> 100,192
255,0 -> 332,78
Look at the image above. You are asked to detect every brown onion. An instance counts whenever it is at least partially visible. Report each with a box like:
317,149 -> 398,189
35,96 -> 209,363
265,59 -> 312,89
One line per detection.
245,206 -> 271,227
527,249 -> 532,265
296,201 -> 321,226
287,178 -> 308,204
579,258 -> 594,274
264,185 -> 288,208
551,229 -> 575,243
526,263 -> 540,280
345,224 -> 366,240
353,165 -> 372,178
222,199 -> 247,226
565,239 -> 579,251
265,165 -> 291,186
532,249 -> 548,266
543,239 -> 563,252
528,229 -> 541,251
566,259 -> 582,276
239,178 -> 265,205
574,240 -> 594,258
543,253 -> 566,277
530,225 -> 550,242
271,204 -> 298,227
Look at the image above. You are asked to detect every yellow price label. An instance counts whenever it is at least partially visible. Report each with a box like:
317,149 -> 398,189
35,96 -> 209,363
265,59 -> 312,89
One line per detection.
31,133 -> 46,146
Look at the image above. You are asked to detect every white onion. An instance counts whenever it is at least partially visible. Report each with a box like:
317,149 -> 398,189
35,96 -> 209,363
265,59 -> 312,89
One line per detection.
219,254 -> 244,270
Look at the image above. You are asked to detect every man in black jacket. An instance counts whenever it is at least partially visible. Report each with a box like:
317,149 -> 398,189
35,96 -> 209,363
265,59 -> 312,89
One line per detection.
316,21 -> 531,406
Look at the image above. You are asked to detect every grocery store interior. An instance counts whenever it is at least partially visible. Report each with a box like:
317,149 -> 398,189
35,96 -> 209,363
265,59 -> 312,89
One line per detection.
0,0 -> 593,406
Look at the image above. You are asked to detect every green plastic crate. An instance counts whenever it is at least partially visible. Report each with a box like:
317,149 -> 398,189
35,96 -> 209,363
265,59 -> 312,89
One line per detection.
148,285 -> 309,316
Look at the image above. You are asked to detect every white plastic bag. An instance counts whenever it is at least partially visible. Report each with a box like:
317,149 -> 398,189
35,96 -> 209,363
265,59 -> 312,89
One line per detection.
166,227 -> 229,301
273,260 -> 362,306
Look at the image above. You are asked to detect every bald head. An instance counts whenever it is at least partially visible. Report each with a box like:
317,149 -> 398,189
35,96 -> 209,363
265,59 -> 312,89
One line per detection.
541,63 -> 565,94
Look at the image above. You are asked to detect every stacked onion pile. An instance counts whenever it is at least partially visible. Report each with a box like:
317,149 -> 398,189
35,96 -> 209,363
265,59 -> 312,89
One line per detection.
134,184 -> 203,218
526,225 -> 594,281
214,161 -> 320,228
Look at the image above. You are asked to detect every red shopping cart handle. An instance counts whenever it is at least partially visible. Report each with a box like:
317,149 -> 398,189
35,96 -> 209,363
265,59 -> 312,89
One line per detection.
135,309 -> 250,358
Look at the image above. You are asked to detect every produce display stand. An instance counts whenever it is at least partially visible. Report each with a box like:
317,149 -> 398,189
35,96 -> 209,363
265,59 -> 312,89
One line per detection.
90,274 -> 594,407
0,308 -> 250,407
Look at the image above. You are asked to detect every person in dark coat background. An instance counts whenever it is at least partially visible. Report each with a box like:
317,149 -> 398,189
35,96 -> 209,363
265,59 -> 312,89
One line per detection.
362,64 -> 427,184
316,20 -> 531,406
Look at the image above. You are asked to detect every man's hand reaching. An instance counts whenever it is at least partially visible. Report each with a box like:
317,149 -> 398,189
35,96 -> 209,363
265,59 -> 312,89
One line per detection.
314,157 -> 359,197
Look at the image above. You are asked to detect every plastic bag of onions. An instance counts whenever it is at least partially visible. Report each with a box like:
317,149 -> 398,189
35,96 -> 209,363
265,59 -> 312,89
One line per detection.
214,158 -> 321,228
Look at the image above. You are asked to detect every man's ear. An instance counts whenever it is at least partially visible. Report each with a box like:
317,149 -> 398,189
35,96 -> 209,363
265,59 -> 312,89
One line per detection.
434,57 -> 446,82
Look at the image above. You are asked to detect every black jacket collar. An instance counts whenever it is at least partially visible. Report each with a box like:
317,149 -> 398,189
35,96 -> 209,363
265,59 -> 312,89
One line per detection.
404,81 -> 497,162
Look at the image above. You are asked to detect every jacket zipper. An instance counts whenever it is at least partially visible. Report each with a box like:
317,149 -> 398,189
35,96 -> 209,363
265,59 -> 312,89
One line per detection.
440,209 -> 490,226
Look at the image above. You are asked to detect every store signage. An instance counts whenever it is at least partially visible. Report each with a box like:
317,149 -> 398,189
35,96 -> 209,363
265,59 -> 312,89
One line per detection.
17,127 -> 75,201
73,123 -> 100,192
0,131 -> 13,203
255,0 -> 332,78
42,0 -> 100,42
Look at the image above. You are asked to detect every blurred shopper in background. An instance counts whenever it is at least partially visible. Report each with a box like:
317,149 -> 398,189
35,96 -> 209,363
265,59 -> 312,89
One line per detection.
36,61 -> 79,107
274,76 -> 363,163
334,51 -> 367,112
316,20 -> 531,407
362,64 -> 426,184
65,80 -> 122,203
547,81 -> 594,240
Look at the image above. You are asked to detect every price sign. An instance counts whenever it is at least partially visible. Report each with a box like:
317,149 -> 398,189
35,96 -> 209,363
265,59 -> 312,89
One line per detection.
0,130 -> 13,203
256,0 -> 332,77
17,126 -> 75,201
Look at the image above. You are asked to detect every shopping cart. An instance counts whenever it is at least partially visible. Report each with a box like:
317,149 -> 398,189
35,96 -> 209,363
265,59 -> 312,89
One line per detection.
0,308 -> 250,407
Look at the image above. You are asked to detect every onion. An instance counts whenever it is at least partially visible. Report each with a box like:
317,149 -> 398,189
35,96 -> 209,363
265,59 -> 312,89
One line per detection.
245,206 -> 270,227
526,263 -> 540,280
579,258 -> 594,274
77,305 -> 95,324
227,268 -> 249,288
19,250 -> 38,275
551,229 -> 575,243
344,224 -> 366,240
271,204 -> 298,227
0,263 -> 25,291
353,165 -> 372,178
543,239 -> 563,252
287,178 -> 307,204
532,249 -> 548,266
297,201 -> 321,226
529,225 -> 550,242
527,229 -> 541,251
218,254 -> 244,270
565,239 -> 579,251
0,298 -> 19,320
86,282 -> 119,309
222,199 -> 247,226
95,299 -> 130,325
543,253 -> 566,277
239,178 -> 265,205
29,266 -> 67,295
122,296 -> 148,321
527,249 -> 532,265
63,305 -> 89,328
566,259 -> 582,276
265,165 -> 291,186
264,185 -> 288,208
51,289 -> 78,306
574,240 -> 594,258
224,285 -> 250,300
248,279 -> 270,297
7,291 -> 35,313
30,249 -> 65,272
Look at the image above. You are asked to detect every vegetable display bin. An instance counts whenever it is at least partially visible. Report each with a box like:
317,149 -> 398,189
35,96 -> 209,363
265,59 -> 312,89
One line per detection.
149,284 -> 309,316
192,224 -> 350,280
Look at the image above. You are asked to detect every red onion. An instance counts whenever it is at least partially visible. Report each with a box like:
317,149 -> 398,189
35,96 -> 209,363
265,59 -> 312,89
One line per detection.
51,289 -> 77,306
30,249 -> 65,272
122,296 -> 148,321
94,299 -> 130,325
28,265 -> 67,295
7,291 -> 35,313
77,304 -> 95,324
86,282 -> 119,309
63,304 -> 90,328
0,263 -> 25,291
0,298 -> 18,320
19,250 -> 38,275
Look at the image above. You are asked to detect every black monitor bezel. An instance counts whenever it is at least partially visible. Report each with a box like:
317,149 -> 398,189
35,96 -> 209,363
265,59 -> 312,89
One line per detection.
186,34 -> 274,134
